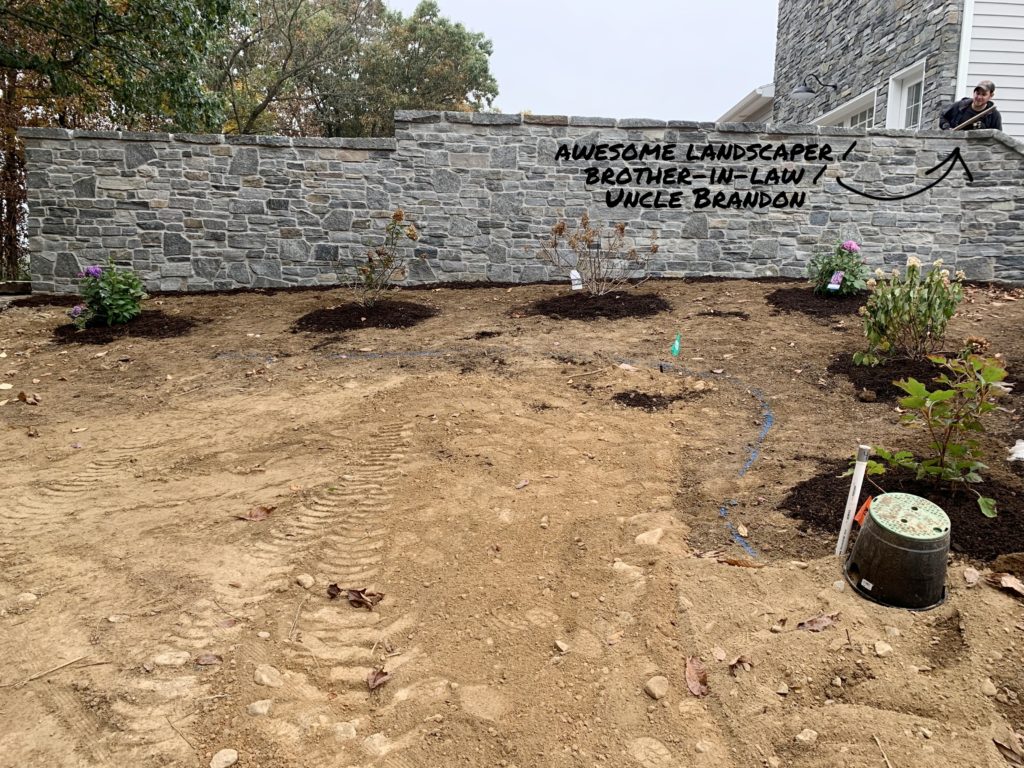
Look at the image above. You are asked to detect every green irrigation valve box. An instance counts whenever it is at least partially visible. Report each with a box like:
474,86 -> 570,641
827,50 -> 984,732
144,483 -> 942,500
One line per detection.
845,493 -> 950,610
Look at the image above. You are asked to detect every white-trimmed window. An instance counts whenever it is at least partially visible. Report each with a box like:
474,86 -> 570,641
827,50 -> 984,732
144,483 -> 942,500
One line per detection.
814,89 -> 877,129
887,59 -> 927,129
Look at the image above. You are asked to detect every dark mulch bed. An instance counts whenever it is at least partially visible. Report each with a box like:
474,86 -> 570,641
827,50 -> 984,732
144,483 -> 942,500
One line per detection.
7,294 -> 78,310
611,390 -> 692,412
527,292 -> 671,321
695,309 -> 749,320
827,353 -> 949,402
765,286 -> 867,319
52,311 -> 198,345
291,299 -> 438,334
780,458 -> 1024,562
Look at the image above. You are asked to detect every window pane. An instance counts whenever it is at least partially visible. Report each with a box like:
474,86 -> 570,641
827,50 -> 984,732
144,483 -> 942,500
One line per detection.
849,107 -> 872,129
904,81 -> 923,129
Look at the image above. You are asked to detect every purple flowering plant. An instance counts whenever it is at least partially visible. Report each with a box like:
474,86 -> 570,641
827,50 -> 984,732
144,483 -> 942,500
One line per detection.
69,259 -> 146,329
807,238 -> 869,297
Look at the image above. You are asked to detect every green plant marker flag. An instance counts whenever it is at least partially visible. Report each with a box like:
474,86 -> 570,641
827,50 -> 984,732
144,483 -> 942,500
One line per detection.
670,334 -> 681,357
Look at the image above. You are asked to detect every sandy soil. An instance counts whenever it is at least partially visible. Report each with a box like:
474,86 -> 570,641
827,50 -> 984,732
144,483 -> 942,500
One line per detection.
1,279 -> 1023,768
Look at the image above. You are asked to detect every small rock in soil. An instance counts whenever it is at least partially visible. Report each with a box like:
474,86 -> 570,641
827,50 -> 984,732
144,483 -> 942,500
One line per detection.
16,592 -> 37,604
644,676 -> 669,700
254,664 -> 283,687
153,651 -> 191,667
333,721 -> 358,740
210,748 -> 238,768
295,573 -> 315,589
106,614 -> 129,623
874,641 -> 893,658
257,631 -> 271,639
695,740 -> 713,753
635,528 -> 664,546
776,683 -> 790,696
247,699 -> 273,716
982,678 -> 998,696
795,729 -> 818,745
555,640 -> 571,654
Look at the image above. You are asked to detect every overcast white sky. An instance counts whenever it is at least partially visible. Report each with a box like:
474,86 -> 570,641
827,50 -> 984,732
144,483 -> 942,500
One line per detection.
386,0 -> 779,121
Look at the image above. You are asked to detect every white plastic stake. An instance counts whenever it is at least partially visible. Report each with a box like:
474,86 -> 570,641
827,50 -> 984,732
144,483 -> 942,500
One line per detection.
569,269 -> 583,291
836,444 -> 871,557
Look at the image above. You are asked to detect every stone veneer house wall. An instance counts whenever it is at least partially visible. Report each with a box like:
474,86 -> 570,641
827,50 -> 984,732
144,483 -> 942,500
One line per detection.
771,0 -> 1024,138
19,112 -> 1024,293
773,0 -> 963,129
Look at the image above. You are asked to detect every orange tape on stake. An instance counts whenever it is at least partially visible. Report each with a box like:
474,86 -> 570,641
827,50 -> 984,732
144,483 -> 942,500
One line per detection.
854,496 -> 873,526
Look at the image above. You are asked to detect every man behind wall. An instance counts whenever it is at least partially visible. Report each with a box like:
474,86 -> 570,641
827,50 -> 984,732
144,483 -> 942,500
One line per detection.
940,80 -> 1002,131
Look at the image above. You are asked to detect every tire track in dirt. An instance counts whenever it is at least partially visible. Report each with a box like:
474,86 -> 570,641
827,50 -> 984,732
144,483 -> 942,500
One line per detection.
105,421 -> 425,766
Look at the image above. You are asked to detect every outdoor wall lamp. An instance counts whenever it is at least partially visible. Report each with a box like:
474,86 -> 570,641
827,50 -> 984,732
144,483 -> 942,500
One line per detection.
791,74 -> 838,101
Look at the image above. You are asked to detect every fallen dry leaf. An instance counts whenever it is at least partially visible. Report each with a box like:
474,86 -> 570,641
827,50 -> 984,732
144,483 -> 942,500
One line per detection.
618,363 -> 638,372
345,588 -> 385,611
987,573 -> 1024,599
737,523 -> 749,538
685,656 -> 709,697
235,505 -> 275,522
964,567 -> 980,587
729,655 -> 753,676
514,479 -> 529,490
217,618 -> 238,628
712,646 -> 727,662
366,667 -> 391,691
711,368 -> 725,374
326,583 -> 342,600
195,653 -> 223,666
797,611 -> 841,632
70,427 -> 87,433
0,383 -> 11,390
718,557 -> 765,569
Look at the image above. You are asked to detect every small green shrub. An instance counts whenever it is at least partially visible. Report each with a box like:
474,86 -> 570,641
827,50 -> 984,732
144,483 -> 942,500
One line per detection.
354,209 -> 419,307
538,213 -> 658,296
861,351 -> 1009,517
807,239 -> 867,297
853,258 -> 964,366
69,260 -> 146,329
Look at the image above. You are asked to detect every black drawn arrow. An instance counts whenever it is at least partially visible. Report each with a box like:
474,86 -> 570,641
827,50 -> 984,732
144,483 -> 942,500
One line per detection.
836,147 -> 973,201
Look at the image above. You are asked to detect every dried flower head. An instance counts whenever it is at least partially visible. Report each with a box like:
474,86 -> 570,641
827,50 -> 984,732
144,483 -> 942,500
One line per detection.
955,270 -> 966,280
874,268 -> 885,278
405,225 -> 419,241
866,278 -> 877,289
906,256 -> 922,269
392,209 -> 405,223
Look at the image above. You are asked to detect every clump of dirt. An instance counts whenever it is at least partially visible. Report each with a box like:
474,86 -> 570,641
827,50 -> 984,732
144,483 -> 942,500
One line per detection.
611,390 -> 690,412
765,286 -> 866,319
827,353 -> 949,402
780,459 -> 1024,562
291,299 -> 439,334
472,330 -> 502,339
527,291 -> 671,320
52,310 -> 198,344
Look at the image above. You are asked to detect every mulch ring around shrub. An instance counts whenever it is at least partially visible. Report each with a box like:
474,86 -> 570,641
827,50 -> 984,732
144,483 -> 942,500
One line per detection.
765,286 -> 867,319
525,291 -> 671,321
827,353 -> 950,402
291,299 -> 438,334
780,458 -> 1024,563
52,310 -> 198,345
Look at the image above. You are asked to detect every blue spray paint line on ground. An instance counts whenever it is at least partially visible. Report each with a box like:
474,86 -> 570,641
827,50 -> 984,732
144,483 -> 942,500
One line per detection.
739,387 -> 775,478
719,501 -> 759,557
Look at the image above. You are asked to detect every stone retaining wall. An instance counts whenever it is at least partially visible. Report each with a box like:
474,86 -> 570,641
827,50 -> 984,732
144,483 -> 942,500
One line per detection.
20,112 -> 1024,293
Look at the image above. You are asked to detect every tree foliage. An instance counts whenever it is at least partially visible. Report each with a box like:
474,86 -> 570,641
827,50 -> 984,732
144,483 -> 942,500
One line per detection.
309,0 -> 498,136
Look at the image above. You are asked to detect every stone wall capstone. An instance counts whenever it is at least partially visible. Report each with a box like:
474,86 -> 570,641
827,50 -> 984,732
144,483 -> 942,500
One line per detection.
19,111 -> 1024,293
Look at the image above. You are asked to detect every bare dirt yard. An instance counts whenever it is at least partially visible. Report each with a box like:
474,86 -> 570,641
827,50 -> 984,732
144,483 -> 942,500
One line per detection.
1,278 -> 1023,768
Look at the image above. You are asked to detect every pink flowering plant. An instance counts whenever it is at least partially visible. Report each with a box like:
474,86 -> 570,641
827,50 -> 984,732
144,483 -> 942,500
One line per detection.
807,239 -> 868,297
69,259 -> 147,329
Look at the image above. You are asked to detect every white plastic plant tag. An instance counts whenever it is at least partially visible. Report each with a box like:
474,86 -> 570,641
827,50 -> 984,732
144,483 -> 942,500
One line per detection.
860,579 -> 873,591
569,269 -> 583,291
826,270 -> 844,291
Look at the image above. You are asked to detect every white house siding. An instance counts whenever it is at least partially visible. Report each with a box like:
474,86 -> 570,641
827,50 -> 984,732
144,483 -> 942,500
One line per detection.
967,0 -> 1024,138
